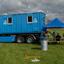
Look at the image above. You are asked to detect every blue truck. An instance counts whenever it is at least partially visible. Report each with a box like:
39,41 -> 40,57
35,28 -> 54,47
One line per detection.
0,12 -> 46,43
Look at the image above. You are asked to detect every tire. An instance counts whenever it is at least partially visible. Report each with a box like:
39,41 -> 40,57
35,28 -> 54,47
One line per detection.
26,36 -> 34,44
17,36 -> 24,43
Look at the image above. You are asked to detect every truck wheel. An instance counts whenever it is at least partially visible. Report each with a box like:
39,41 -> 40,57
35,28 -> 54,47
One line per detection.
26,36 -> 34,44
17,37 -> 24,43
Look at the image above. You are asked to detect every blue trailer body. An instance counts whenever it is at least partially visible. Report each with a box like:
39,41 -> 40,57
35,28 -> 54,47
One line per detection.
0,12 -> 46,42
0,36 -> 15,42
0,12 -> 45,34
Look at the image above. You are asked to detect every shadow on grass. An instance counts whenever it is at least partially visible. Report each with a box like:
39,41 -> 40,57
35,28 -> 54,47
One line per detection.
48,42 -> 57,45
48,41 -> 64,45
31,47 -> 41,50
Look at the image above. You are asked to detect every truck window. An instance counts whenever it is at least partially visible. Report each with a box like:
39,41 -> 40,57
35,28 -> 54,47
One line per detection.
28,16 -> 32,22
8,17 -> 12,23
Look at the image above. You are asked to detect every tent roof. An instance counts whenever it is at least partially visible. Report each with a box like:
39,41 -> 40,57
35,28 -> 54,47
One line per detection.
47,18 -> 64,28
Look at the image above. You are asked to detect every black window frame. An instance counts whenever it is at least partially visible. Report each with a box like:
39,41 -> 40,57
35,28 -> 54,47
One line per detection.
27,16 -> 32,23
7,17 -> 12,24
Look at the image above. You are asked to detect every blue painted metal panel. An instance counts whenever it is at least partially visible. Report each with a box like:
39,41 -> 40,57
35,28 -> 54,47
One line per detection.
0,36 -> 15,42
0,12 -> 45,34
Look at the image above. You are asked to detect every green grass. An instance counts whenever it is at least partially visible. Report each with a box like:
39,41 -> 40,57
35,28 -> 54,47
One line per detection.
0,43 -> 64,64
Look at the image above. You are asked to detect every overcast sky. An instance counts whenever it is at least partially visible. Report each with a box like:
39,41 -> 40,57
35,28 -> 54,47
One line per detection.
0,0 -> 64,19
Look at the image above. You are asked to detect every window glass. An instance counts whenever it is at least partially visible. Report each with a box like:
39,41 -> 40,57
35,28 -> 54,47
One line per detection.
8,17 -> 12,23
28,16 -> 32,22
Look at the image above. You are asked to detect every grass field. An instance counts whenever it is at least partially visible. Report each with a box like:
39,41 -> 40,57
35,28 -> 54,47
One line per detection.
0,43 -> 64,64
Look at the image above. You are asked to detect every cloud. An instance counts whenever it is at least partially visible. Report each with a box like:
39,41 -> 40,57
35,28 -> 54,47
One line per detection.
0,0 -> 64,19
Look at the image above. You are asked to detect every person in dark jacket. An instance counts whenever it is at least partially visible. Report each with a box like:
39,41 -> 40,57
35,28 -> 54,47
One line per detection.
62,33 -> 64,40
56,33 -> 61,44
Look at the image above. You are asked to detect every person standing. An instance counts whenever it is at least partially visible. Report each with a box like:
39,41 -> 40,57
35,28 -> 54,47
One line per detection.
52,32 -> 56,42
55,33 -> 61,44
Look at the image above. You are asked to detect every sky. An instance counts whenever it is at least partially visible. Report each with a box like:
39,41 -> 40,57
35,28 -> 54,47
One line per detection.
0,0 -> 64,19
